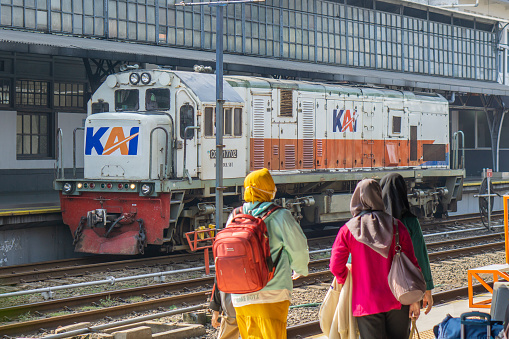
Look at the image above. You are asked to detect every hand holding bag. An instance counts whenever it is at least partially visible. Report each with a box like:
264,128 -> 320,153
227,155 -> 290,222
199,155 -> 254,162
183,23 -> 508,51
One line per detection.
388,219 -> 426,305
409,317 -> 421,339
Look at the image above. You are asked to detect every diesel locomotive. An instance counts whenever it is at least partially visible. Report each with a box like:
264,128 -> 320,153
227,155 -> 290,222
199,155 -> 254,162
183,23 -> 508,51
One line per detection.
54,69 -> 464,255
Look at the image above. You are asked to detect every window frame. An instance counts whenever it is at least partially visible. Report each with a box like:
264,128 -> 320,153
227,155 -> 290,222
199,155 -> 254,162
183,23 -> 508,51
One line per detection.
16,112 -> 53,159
203,106 -> 243,138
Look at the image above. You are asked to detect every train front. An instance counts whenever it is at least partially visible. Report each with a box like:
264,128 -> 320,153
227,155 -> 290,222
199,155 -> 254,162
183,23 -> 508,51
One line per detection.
56,112 -> 173,255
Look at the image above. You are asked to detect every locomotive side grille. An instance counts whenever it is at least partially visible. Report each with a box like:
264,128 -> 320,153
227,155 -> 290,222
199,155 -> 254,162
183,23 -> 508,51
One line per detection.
302,100 -> 315,169
285,144 -> 296,169
253,97 -> 266,169
280,90 -> 293,117
273,145 -> 279,156
316,139 -> 323,157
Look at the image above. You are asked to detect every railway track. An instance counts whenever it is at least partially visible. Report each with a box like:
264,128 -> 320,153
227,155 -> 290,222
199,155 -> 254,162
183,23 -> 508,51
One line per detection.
1,270 -> 492,338
0,233 -> 505,337
0,213 -> 501,286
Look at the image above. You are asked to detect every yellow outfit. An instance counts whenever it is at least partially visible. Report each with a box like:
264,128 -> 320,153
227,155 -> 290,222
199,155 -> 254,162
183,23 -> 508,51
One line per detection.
235,300 -> 290,339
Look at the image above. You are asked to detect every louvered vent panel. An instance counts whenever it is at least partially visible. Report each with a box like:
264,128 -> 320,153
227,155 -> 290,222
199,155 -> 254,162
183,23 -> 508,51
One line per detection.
316,139 -> 323,157
302,100 -> 315,169
280,90 -> 293,117
252,97 -> 266,169
284,144 -> 296,169
273,145 -> 279,156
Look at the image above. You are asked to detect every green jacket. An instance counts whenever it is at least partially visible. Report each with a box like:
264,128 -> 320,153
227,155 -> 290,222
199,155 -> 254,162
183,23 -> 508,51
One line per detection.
401,215 -> 434,290
239,202 -> 309,292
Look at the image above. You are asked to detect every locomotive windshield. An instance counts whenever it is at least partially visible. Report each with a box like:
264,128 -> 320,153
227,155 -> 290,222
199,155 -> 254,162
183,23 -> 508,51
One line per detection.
115,89 -> 139,111
146,88 -> 170,110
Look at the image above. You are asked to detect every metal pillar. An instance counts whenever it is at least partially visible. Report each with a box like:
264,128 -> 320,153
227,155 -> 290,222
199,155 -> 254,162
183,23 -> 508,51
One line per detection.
215,4 -> 225,230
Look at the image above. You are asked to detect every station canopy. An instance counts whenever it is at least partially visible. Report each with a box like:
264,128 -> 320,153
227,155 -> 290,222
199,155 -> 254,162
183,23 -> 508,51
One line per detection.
2,29 -> 509,97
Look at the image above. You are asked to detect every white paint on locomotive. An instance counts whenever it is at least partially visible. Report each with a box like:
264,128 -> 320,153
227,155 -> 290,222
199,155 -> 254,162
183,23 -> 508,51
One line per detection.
54,69 -> 464,255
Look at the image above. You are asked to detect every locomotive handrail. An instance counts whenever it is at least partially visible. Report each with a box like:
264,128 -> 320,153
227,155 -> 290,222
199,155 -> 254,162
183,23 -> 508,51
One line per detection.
149,127 -> 169,180
453,131 -> 465,169
183,125 -> 200,184
73,127 -> 84,178
56,128 -> 64,179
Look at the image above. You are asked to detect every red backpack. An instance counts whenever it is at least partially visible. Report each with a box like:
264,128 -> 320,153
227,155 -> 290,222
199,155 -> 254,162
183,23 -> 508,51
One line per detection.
213,203 -> 282,294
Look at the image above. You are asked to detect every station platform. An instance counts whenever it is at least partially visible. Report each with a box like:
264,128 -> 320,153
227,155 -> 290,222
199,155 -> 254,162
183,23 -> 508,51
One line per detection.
0,191 -> 61,227
308,294 -> 494,339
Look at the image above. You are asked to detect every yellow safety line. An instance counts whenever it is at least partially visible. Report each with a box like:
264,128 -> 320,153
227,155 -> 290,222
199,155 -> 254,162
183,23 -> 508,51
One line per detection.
463,180 -> 509,187
0,207 -> 61,217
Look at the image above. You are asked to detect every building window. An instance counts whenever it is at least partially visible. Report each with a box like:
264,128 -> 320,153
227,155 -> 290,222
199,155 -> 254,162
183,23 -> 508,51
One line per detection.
0,78 -> 10,105
16,112 -> 51,158
15,80 -> 49,106
54,82 -> 85,108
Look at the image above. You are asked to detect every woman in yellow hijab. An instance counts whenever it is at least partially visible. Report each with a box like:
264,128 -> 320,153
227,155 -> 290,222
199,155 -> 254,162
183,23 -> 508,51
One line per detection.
243,168 -> 277,203
230,168 -> 309,339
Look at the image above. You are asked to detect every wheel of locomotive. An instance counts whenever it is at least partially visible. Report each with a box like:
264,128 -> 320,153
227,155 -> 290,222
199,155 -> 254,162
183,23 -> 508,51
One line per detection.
478,178 -> 494,230
174,217 -> 195,253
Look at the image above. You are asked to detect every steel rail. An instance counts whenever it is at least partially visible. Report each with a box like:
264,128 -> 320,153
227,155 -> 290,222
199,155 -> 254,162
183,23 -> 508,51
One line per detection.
0,271 -> 332,337
0,253 -> 203,285
428,241 -> 506,261
0,235 -> 333,286
426,233 -> 505,250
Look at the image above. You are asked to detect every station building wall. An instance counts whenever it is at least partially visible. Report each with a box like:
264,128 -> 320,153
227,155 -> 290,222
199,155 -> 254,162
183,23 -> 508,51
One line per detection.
0,53 -> 87,195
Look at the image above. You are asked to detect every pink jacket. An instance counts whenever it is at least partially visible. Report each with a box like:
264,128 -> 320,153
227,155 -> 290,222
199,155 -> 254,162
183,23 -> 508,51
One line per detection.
330,219 -> 420,317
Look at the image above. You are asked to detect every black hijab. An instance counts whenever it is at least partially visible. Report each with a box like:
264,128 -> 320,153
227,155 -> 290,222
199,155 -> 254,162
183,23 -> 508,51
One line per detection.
380,173 -> 415,220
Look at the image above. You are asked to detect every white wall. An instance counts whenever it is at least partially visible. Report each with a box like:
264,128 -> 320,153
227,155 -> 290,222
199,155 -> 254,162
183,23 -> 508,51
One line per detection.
0,111 -> 86,170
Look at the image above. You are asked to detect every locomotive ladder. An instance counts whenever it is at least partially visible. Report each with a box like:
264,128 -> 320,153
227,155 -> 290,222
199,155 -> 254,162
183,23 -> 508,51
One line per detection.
168,191 -> 185,231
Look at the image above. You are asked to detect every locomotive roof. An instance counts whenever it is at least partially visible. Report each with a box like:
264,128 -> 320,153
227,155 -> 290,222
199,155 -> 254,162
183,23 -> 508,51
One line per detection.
172,71 -> 244,103
223,75 -> 446,102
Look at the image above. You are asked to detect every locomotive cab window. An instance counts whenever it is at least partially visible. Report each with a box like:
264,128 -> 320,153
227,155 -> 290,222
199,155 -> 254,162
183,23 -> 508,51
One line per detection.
115,89 -> 139,111
180,104 -> 195,139
146,88 -> 170,110
92,102 -> 110,113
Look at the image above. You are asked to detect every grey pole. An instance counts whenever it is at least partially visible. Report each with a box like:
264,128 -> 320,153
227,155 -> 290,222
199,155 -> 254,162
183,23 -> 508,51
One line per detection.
174,0 -> 265,230
215,4 -> 225,230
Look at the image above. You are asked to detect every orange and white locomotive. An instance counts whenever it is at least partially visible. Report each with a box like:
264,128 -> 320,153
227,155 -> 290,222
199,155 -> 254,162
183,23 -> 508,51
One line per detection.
55,69 -> 464,255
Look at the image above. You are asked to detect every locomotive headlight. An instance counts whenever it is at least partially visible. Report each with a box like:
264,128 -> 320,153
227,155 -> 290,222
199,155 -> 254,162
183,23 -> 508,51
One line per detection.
77,183 -> 83,189
130,183 -> 136,190
63,182 -> 75,194
141,183 -> 154,196
129,73 -> 140,85
140,72 -> 151,85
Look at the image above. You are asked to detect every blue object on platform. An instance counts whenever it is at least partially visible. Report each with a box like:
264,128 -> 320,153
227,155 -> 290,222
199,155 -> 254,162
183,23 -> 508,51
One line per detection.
433,312 -> 504,339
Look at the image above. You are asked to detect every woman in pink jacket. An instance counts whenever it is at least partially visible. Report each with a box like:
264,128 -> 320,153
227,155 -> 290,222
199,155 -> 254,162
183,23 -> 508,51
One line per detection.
330,179 -> 421,339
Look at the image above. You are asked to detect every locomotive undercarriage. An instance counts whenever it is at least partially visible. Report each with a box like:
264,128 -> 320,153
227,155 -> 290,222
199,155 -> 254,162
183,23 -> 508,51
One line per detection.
57,170 -> 463,254
164,172 -> 463,251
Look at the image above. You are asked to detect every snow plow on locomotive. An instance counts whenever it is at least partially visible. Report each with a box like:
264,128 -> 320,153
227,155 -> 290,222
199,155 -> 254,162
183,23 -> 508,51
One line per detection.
54,69 -> 465,255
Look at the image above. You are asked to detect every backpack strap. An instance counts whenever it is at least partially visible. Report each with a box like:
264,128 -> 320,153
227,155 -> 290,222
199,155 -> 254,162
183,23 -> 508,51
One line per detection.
260,203 -> 281,220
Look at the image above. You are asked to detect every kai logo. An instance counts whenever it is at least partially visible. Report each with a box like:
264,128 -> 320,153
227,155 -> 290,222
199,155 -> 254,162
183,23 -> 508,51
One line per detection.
85,127 -> 140,155
333,109 -> 358,133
